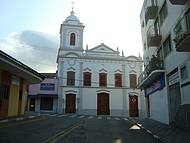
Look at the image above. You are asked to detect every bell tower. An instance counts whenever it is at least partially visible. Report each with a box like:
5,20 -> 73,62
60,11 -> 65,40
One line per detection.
59,9 -> 84,51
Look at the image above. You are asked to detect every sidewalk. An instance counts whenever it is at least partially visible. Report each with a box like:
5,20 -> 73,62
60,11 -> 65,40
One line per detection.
130,118 -> 190,143
0,112 -> 41,124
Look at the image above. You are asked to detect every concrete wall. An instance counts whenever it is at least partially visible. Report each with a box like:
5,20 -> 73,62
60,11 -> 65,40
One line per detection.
140,0 -> 190,124
149,87 -> 169,124
21,80 -> 28,114
8,84 -> 19,117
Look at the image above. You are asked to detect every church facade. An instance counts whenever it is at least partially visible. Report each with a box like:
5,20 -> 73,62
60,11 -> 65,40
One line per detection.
57,10 -> 146,117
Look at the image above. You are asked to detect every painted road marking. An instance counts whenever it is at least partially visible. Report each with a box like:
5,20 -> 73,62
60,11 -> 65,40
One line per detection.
79,115 -> 85,118
28,116 -> 35,119
70,115 -> 77,118
41,113 -> 51,116
97,116 -> 102,120
88,116 -> 94,119
0,120 -> 8,123
58,114 -> 67,117
49,114 -> 58,117
43,120 -> 84,143
16,117 -> 24,121
0,117 -> 46,129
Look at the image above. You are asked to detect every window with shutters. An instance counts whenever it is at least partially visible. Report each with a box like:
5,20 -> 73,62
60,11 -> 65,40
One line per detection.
70,33 -> 76,46
67,71 -> 75,86
99,73 -> 107,87
129,74 -> 137,88
115,73 -> 122,87
83,72 -> 91,86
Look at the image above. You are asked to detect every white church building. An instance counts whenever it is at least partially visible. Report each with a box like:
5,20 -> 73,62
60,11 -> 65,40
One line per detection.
57,10 -> 146,117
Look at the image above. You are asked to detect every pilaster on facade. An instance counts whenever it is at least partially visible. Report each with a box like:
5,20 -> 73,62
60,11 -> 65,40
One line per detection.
122,64 -> 127,116
78,62 -> 83,113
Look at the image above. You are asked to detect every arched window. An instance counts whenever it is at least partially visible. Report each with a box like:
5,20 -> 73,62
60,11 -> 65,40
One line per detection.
70,33 -> 76,46
129,74 -> 137,88
115,73 -> 122,87
83,72 -> 91,86
99,73 -> 107,87
67,71 -> 75,86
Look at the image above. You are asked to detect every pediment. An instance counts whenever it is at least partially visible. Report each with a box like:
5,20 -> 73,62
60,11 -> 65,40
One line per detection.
65,52 -> 79,58
125,55 -> 140,61
88,43 -> 118,54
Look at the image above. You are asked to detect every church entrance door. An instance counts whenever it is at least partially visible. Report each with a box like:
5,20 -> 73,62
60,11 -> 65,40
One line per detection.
65,94 -> 76,113
97,93 -> 110,115
129,95 -> 139,117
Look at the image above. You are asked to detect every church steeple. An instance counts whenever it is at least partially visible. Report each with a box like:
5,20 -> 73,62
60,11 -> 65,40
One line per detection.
59,8 -> 85,51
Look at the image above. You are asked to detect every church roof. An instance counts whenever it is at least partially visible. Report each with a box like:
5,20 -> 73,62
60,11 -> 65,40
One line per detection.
64,10 -> 80,24
87,43 -> 119,54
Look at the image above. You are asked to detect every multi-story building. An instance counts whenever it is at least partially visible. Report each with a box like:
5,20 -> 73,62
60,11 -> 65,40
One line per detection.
0,50 -> 43,119
139,0 -> 190,126
28,73 -> 58,113
57,10 -> 146,117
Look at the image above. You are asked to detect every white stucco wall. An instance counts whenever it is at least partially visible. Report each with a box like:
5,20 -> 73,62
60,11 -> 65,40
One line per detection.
140,0 -> 190,124
57,9 -> 145,116
149,87 -> 169,124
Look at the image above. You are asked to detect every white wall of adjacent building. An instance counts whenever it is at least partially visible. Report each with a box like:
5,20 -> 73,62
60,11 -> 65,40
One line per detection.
140,0 -> 190,124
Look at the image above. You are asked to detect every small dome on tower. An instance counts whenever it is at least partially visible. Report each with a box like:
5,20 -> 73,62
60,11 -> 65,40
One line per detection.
65,10 -> 80,24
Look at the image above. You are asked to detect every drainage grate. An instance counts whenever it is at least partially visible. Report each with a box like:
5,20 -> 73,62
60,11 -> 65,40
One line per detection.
186,111 -> 190,127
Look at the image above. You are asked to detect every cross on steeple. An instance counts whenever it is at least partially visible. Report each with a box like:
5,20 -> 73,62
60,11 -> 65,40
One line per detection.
71,1 -> 75,15
71,1 -> 75,11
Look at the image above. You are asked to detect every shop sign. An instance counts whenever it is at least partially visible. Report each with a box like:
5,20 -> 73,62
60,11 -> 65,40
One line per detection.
145,74 -> 165,96
40,83 -> 55,90
168,71 -> 179,86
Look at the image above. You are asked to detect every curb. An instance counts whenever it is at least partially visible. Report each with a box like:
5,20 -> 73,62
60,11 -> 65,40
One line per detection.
0,114 -> 41,124
128,118 -> 167,143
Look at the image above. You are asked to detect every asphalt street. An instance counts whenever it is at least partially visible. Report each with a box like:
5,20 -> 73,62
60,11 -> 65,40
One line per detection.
0,114 -> 162,143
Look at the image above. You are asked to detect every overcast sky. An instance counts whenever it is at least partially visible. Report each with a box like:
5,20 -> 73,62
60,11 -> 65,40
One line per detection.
0,0 -> 144,73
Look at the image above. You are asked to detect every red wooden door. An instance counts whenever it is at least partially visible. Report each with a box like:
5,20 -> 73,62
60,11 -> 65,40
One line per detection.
97,93 -> 110,115
129,95 -> 139,117
65,94 -> 76,113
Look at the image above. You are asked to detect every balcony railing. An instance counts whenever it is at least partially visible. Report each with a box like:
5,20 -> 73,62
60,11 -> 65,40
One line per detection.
138,56 -> 164,88
169,0 -> 188,5
173,13 -> 190,52
145,0 -> 158,23
147,25 -> 162,47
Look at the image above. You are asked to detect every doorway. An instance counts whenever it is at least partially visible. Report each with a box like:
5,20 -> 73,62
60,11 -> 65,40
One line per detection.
97,93 -> 110,115
29,98 -> 35,111
65,94 -> 76,113
129,95 -> 139,117
168,83 -> 181,123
